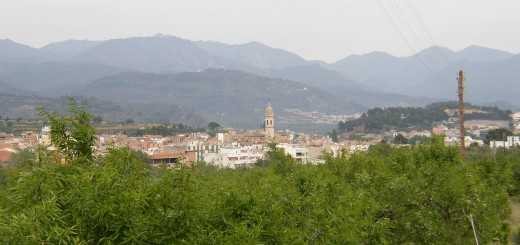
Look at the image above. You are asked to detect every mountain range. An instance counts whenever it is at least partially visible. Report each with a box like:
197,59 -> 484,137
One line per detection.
0,35 -> 518,129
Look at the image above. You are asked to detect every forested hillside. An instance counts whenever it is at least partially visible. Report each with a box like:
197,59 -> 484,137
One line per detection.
0,94 -> 206,126
73,69 -> 364,128
0,102 -> 518,243
338,102 -> 512,133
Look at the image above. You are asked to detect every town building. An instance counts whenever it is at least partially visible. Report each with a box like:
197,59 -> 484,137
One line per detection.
489,136 -> 520,149
203,143 -> 264,168
263,102 -> 275,140
278,143 -> 309,163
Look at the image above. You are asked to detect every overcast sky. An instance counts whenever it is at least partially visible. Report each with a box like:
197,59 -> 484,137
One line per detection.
1,0 -> 519,62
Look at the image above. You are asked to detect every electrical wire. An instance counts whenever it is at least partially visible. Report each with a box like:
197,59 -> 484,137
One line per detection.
375,0 -> 454,91
404,0 -> 455,86
390,0 -> 452,89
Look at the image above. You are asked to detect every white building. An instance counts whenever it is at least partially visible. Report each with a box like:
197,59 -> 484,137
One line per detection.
277,143 -> 309,163
490,136 -> 520,149
511,112 -> 520,122
204,144 -> 264,168
186,140 -> 220,163
349,144 -> 370,154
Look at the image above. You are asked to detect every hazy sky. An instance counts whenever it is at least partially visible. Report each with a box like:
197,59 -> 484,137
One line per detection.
1,0 -> 519,62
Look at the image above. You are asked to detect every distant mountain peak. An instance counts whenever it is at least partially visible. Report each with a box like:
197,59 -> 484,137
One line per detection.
334,51 -> 397,65
459,45 -> 506,52
195,40 -> 308,70
456,45 -> 514,62
415,46 -> 454,56
366,50 -> 392,55
0,38 -> 34,48
244,41 -> 263,46
0,38 -> 43,62
40,39 -> 102,59
70,35 -> 226,72
153,33 -> 170,37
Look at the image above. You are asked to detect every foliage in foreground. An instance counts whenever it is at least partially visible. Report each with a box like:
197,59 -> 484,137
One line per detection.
0,101 -> 515,243
0,139 -> 513,244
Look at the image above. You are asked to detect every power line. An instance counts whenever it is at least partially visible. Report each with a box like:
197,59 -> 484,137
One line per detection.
405,0 -> 452,65
389,0 -> 452,89
403,0 -> 454,87
375,0 -> 453,90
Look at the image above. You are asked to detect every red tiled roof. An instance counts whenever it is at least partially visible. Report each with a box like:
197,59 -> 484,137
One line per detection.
0,143 -> 13,149
0,150 -> 12,162
148,152 -> 184,160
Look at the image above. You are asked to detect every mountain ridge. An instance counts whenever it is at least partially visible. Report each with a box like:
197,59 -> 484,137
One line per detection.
0,35 -> 518,121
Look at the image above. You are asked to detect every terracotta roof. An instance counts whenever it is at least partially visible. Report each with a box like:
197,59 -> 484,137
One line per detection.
0,143 -> 14,149
148,152 -> 184,160
0,150 -> 12,162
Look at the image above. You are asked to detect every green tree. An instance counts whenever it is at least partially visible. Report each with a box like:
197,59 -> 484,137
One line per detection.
93,116 -> 102,124
208,121 -> 221,130
345,137 -> 510,243
485,128 -> 513,145
408,135 -> 431,145
393,133 -> 408,144
255,142 -> 296,176
7,149 -> 35,168
328,129 -> 339,142
38,98 -> 96,164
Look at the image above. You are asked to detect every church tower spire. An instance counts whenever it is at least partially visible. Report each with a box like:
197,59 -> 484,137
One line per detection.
265,101 -> 275,140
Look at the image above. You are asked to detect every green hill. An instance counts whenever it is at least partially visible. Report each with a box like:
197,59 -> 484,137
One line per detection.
73,69 -> 365,128
0,94 -> 205,126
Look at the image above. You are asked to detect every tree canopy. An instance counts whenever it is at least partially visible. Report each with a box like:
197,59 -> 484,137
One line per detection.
485,128 -> 514,145
208,121 -> 221,130
338,105 -> 448,133
38,98 -> 96,164
338,102 -> 512,133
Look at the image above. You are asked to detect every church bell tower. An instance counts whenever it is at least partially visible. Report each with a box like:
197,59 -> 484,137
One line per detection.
265,102 -> 274,140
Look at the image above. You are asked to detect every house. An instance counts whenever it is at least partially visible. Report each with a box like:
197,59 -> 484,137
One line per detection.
148,152 -> 185,166
203,144 -> 264,168
278,143 -> 309,163
490,136 -> 520,149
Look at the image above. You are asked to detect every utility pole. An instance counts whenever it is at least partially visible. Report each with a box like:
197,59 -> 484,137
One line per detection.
457,70 -> 465,161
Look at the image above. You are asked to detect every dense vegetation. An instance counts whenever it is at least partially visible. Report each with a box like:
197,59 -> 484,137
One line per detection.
0,93 -> 205,127
338,105 -> 448,133
120,122 -> 225,137
123,124 -> 201,137
428,102 -> 512,121
1,102 -> 519,243
338,102 -> 513,133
